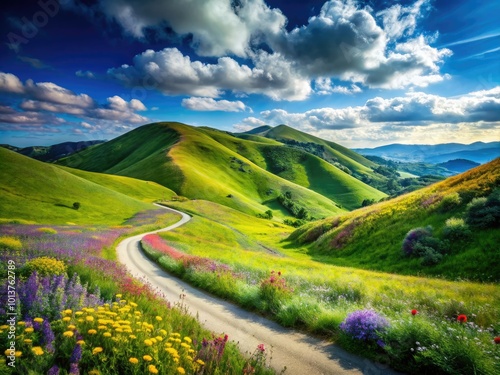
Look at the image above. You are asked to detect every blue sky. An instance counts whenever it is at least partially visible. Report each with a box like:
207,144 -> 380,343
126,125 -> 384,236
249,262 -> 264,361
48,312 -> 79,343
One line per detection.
0,0 -> 499,147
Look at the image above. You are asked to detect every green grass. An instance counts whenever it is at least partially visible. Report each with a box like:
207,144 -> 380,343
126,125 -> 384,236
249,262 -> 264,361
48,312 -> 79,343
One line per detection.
291,158 -> 500,281
0,148 -> 167,225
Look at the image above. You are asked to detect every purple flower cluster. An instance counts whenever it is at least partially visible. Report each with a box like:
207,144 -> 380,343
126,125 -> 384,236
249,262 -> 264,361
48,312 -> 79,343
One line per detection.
340,309 -> 389,341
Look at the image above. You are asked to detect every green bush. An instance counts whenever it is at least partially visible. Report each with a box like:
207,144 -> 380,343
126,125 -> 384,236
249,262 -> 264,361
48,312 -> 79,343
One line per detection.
438,192 -> 462,212
442,217 -> 471,243
465,191 -> 500,228
73,202 -> 81,210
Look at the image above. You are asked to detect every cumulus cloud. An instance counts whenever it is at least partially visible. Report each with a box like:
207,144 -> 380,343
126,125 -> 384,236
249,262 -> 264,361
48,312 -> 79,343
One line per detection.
181,97 -> 249,112
76,70 -> 95,78
68,0 -> 451,96
107,48 -> 311,100
314,78 -> 362,95
236,86 -> 500,134
0,72 -> 149,131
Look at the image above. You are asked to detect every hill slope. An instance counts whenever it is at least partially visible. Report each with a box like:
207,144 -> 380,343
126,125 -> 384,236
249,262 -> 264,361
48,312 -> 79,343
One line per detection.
0,148 -> 175,224
58,122 -> 351,219
1,140 -> 105,162
290,158 -> 500,281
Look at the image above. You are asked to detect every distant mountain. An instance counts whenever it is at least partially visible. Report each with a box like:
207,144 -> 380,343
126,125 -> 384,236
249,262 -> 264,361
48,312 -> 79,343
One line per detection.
58,122 -> 386,218
354,141 -> 500,164
1,140 -> 105,162
437,159 -> 480,173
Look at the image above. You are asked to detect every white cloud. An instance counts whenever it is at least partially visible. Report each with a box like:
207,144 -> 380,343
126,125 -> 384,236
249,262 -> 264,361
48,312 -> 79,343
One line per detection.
376,0 -> 429,40
107,48 -> 311,101
314,78 -> 362,95
0,72 -> 149,131
181,97 -> 249,112
76,70 -> 95,78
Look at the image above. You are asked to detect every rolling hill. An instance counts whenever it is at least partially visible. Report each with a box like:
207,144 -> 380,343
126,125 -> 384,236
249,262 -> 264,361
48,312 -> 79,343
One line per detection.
59,122 -> 376,219
1,140 -> 105,162
290,158 -> 500,281
0,148 -> 176,225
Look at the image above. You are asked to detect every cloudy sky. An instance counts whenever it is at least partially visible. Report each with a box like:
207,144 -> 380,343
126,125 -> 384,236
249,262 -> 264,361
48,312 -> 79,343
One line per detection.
0,0 -> 499,147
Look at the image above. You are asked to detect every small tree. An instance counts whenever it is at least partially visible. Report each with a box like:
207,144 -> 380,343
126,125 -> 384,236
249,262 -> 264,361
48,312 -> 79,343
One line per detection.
264,209 -> 273,219
73,202 -> 81,210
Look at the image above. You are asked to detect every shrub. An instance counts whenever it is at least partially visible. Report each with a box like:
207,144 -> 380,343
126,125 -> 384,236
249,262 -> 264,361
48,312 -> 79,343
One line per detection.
465,191 -> 500,228
339,309 -> 389,341
24,257 -> 67,277
72,202 -> 80,210
442,217 -> 471,243
0,236 -> 22,251
402,227 -> 432,257
418,246 -> 443,266
438,192 -> 462,212
37,227 -> 58,235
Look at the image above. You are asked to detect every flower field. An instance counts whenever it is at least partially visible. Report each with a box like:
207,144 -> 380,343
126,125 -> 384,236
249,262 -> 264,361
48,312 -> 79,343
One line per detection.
0,209 -> 275,375
142,204 -> 500,375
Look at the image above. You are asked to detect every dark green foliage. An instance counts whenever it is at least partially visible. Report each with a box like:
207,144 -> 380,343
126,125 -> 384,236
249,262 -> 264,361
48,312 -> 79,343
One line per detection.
465,190 -> 500,228
277,193 -> 310,220
361,198 -> 375,207
72,202 -> 80,210
257,210 -> 273,220
402,226 -> 445,266
438,192 -> 461,212
283,219 -> 306,227
402,227 -> 433,257
442,218 -> 471,243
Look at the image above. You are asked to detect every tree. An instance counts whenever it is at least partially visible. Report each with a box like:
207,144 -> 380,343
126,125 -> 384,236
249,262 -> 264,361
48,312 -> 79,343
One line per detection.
73,202 -> 81,210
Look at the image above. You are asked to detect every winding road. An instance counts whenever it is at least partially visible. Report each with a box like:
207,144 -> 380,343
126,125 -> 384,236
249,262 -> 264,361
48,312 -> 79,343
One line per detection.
117,204 -> 400,375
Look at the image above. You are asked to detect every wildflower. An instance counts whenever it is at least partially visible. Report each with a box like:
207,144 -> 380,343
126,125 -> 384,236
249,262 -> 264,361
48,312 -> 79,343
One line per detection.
183,337 -> 192,344
144,339 -> 153,346
494,337 -> 500,344
257,344 -> 265,352
77,340 -> 85,345
159,329 -> 167,336
68,325 -> 76,330
25,327 -> 34,333
32,347 -> 44,356
47,366 -> 60,375
143,355 -> 153,361
88,329 -> 97,335
129,357 -> 139,364
129,335 -> 137,339
33,318 -> 43,323
69,363 -> 80,375
457,314 -> 467,323
196,359 -> 205,366
340,309 -> 389,341
155,316 -> 162,321
411,309 -> 418,316
103,332 -> 112,337
24,339 -> 33,344
15,351 -> 22,357
88,370 -> 100,375
92,347 -> 103,355
64,309 -> 73,315
148,365 -> 159,374
116,294 -> 122,298
63,317 -> 71,322
63,331 -> 74,338
177,367 -> 186,374
17,321 -> 25,326
70,344 -> 82,363
86,316 -> 94,322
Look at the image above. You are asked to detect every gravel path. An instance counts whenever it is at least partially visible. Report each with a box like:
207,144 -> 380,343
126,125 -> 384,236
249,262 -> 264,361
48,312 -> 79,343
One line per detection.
117,204 -> 400,375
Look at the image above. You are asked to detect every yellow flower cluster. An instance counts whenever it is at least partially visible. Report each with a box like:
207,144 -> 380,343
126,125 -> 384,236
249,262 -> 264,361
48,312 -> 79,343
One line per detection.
25,256 -> 67,276
52,295 -> 206,374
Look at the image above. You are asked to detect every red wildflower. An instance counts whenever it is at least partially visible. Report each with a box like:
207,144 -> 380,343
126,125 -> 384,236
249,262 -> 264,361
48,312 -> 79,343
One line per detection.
494,337 -> 500,344
257,344 -> 265,352
457,314 -> 467,323
277,271 -> 281,276
411,309 -> 418,316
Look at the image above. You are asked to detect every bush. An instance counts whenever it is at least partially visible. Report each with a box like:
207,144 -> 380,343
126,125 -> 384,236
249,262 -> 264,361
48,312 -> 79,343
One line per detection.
24,257 -> 67,277
465,191 -> 500,228
339,309 -> 389,341
37,227 -> 58,235
402,227 -> 432,257
438,192 -> 462,212
418,246 -> 443,266
442,217 -> 471,243
0,236 -> 22,252
259,271 -> 293,314
72,202 -> 81,210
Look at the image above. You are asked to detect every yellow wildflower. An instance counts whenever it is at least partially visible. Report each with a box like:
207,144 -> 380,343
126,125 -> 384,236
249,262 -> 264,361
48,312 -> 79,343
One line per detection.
183,337 -> 192,344
115,294 -> 122,298
68,325 -> 76,330
196,359 -> 205,366
159,329 -> 167,336
98,325 -> 107,330
0,325 -> 8,329
86,316 -> 94,322
88,370 -> 101,375
130,302 -> 138,307
177,367 -> 186,374
75,311 -> 84,316
143,354 -> 153,362
129,357 -> 139,364
148,365 -> 159,374
155,336 -> 163,342
88,329 -> 97,335
17,321 -> 26,326
144,339 -> 153,346
129,335 -> 137,339
63,331 -> 74,338
63,309 -> 72,315
33,318 -> 43,324
24,339 -> 32,344
24,327 -> 34,334
77,340 -> 85,345
15,351 -> 22,357
155,316 -> 162,321
92,347 -> 103,355
103,332 -> 112,338
62,317 -> 71,322
32,347 -> 44,356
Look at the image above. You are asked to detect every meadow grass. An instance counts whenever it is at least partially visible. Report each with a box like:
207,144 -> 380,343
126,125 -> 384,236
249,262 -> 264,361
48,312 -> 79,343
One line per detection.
0,148 -> 169,225
143,199 -> 500,374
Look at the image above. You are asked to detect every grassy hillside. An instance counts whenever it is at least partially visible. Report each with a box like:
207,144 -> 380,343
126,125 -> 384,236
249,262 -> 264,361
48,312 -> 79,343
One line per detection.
58,122 -> 345,219
290,158 -> 500,281
0,148 -> 172,225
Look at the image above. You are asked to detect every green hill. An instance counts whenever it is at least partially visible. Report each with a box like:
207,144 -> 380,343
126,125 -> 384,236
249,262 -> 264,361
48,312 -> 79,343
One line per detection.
290,158 -> 500,281
0,148 -> 175,225
58,122 -> 349,219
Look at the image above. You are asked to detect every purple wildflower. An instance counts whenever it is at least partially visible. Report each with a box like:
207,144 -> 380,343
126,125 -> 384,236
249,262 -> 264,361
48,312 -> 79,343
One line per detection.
70,344 -> 82,363
340,309 -> 389,341
47,365 -> 60,375
41,320 -> 55,353
69,363 -> 80,375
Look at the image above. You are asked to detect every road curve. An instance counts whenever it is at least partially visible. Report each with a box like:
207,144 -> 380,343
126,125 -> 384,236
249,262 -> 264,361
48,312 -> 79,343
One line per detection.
117,204 -> 399,375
